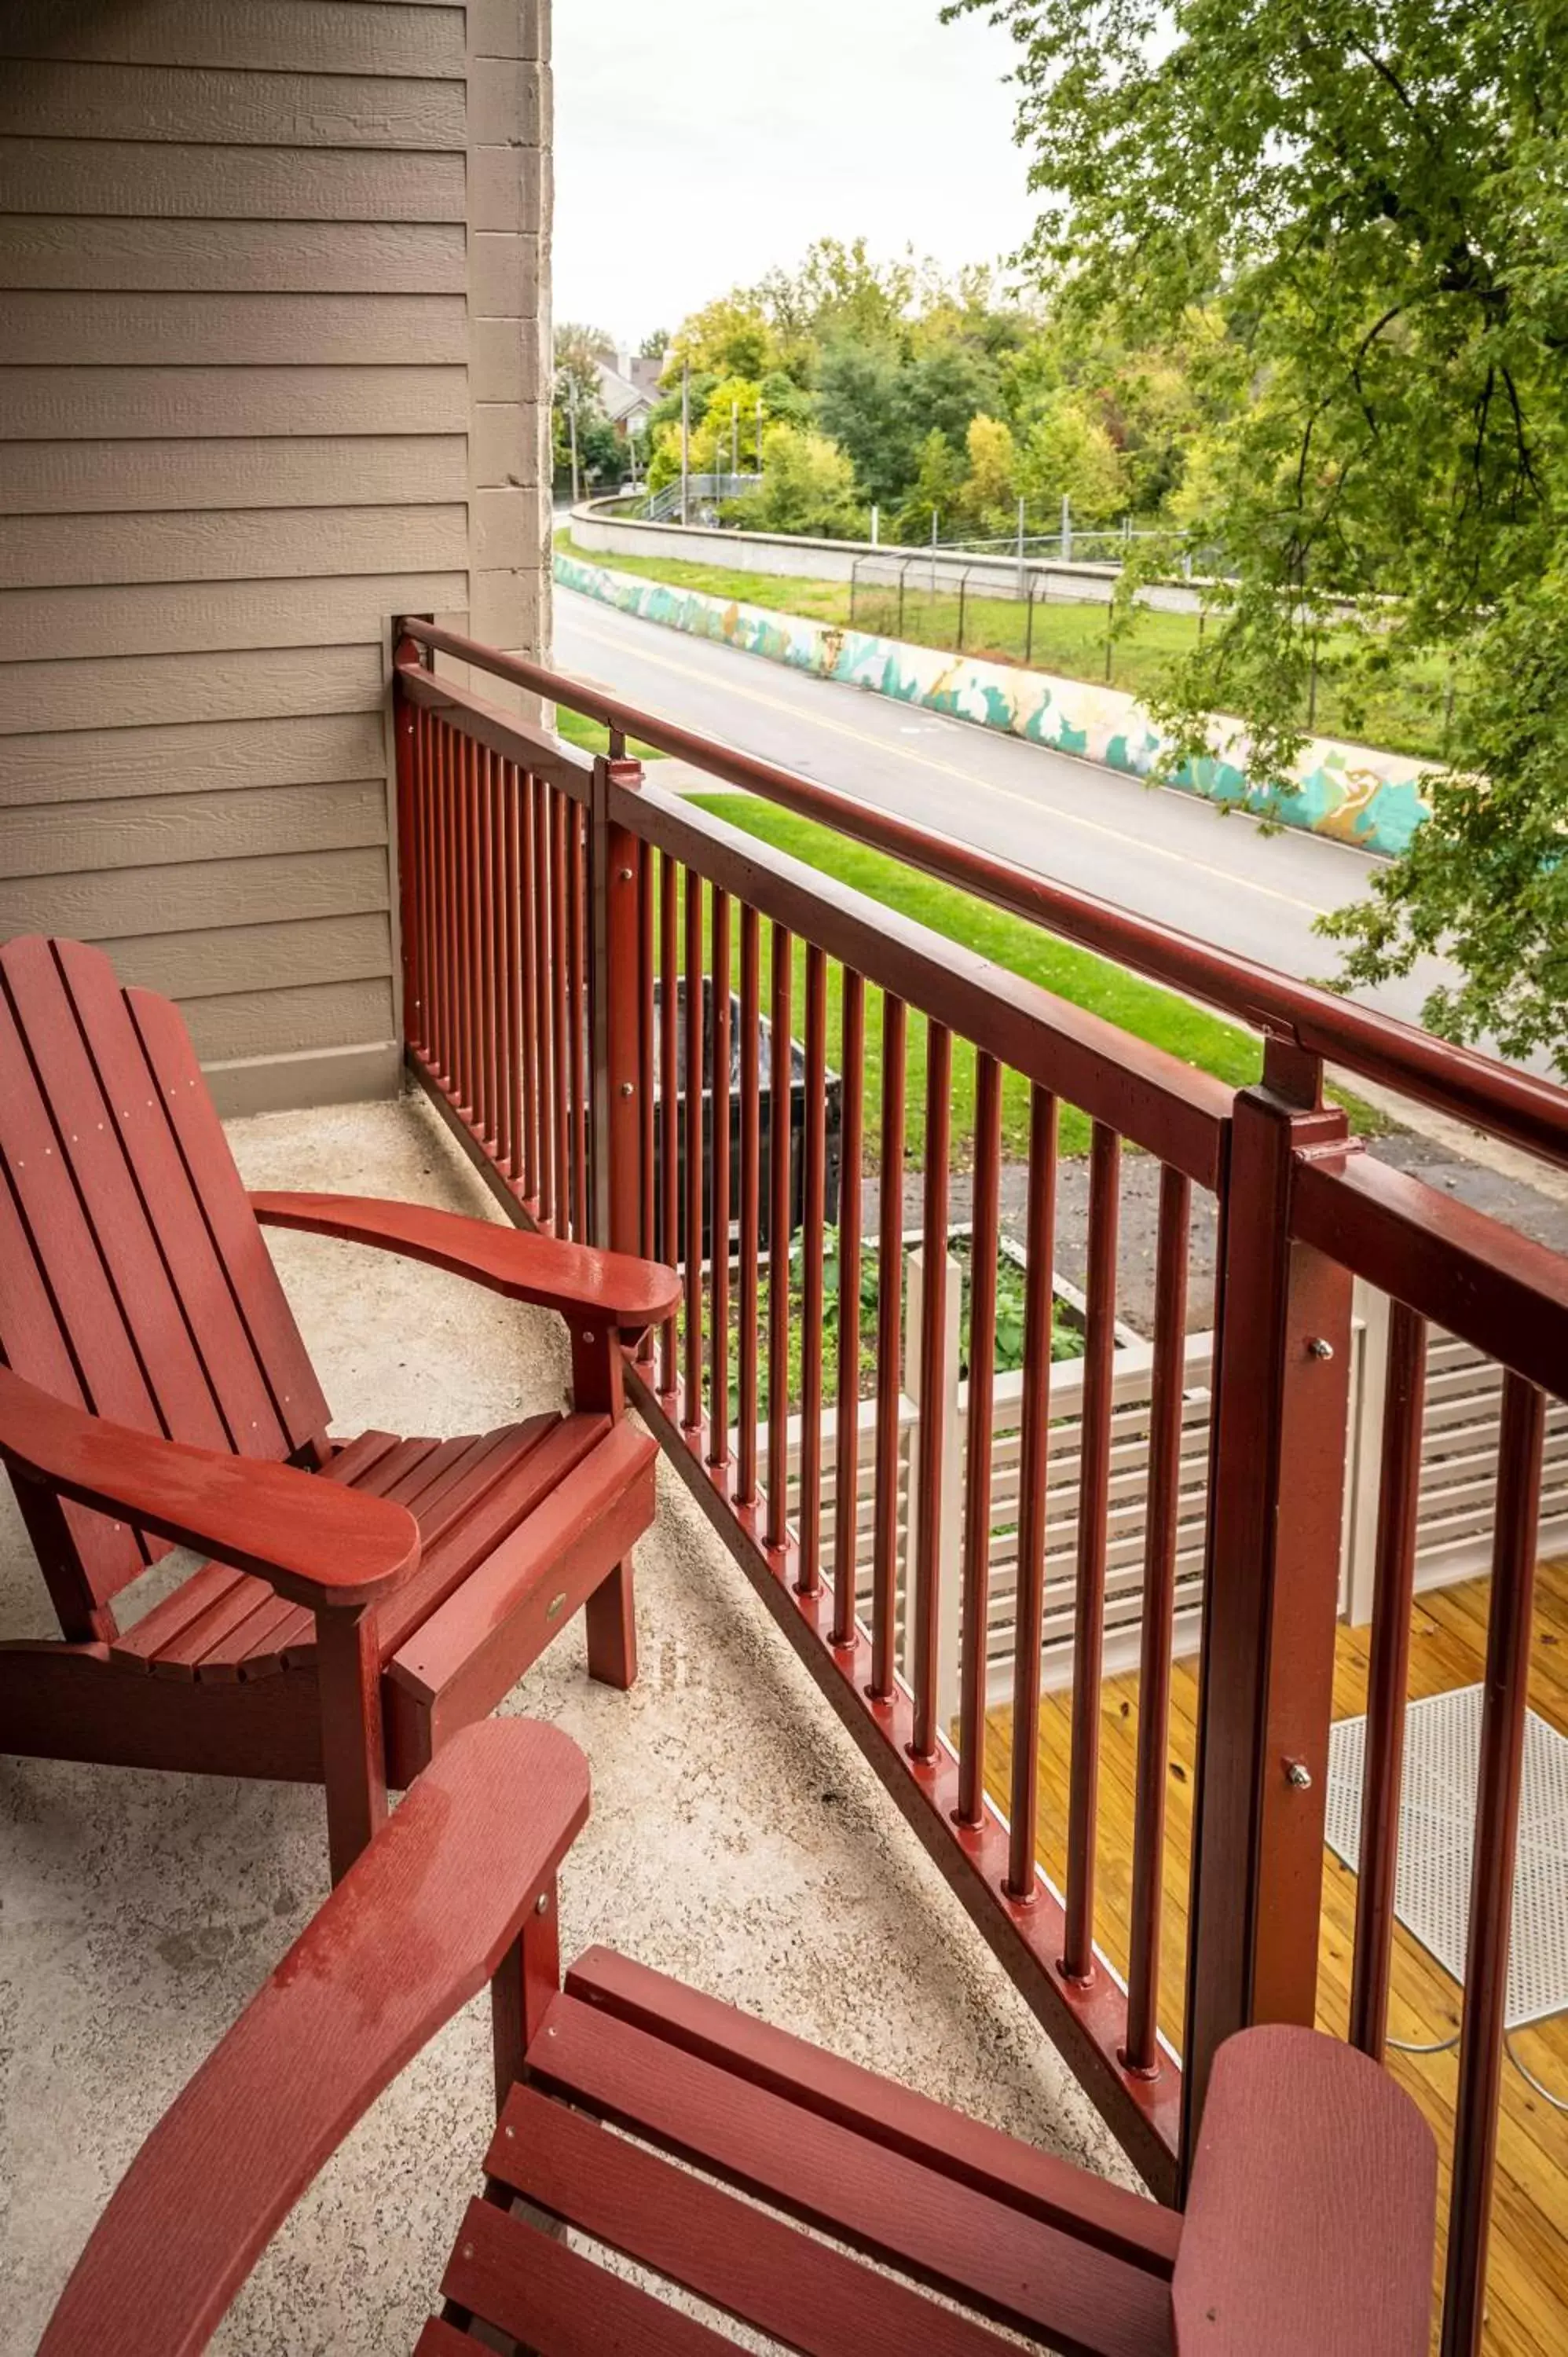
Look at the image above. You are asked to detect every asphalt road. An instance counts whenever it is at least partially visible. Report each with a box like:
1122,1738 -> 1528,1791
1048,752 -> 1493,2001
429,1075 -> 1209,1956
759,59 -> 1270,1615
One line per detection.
555,586 -> 1456,1033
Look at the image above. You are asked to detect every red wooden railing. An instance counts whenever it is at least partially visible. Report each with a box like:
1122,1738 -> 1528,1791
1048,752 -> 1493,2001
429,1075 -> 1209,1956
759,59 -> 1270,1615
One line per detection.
392,619 -> 1568,2352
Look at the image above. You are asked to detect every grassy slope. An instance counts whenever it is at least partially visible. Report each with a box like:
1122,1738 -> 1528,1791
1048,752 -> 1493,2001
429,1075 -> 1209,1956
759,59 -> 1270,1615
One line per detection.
557,528 -> 1448,762
680,793 -> 1380,1159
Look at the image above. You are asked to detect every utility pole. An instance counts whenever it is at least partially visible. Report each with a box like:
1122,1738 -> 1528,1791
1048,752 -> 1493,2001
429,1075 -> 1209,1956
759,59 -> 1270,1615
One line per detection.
931,506 -> 939,598
756,394 -> 764,473
731,398 -> 738,485
1061,491 -> 1072,563
1016,493 -> 1026,594
568,387 -> 581,506
680,357 -> 691,526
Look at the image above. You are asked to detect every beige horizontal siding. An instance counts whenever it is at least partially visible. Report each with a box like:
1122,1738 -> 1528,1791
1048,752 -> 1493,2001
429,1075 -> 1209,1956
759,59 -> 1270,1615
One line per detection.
1,646 -> 384,734
0,2 -> 549,1114
5,779 -> 387,877
0,712 -> 386,805
0,139 -> 467,220
181,975 -> 397,1065
2,290 -> 468,365
0,365 -> 468,439
3,845 -> 391,939
0,572 -> 469,661
1,504 -> 469,588
0,63 -> 465,148
4,3 -> 467,79
112,911 -> 393,1002
0,216 -> 467,291
0,434 -> 468,515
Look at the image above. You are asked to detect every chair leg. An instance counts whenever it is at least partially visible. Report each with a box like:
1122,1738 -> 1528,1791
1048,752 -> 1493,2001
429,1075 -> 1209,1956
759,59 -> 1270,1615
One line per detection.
584,1556 -> 636,1689
315,1601 -> 388,1884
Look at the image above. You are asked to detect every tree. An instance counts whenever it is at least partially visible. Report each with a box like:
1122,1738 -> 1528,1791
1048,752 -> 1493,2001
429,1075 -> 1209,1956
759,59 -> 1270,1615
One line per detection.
1019,393 -> 1127,523
954,0 -> 1568,1065
895,428 -> 965,542
963,414 -> 1019,532
735,424 -> 864,538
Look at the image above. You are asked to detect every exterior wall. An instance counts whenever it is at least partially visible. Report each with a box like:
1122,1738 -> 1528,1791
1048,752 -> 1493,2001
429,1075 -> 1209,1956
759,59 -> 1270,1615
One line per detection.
0,1 -> 552,1113
556,548 -> 1436,860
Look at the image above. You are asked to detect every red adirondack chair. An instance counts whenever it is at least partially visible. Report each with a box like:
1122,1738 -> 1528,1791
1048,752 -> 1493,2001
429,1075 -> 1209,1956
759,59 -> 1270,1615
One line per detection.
0,933 -> 679,1878
40,1716 -> 1439,2356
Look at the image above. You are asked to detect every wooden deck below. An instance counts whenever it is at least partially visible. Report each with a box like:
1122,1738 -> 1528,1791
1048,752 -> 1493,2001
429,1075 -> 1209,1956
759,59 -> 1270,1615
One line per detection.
983,1560 -> 1568,2357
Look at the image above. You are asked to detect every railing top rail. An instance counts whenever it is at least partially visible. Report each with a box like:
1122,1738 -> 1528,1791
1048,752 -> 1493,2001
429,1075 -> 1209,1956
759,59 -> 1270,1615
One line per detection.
397,619 -> 1568,1172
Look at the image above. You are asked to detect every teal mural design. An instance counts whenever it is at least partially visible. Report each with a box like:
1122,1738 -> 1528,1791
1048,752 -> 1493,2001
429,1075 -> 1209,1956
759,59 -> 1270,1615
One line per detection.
554,551 -> 1434,859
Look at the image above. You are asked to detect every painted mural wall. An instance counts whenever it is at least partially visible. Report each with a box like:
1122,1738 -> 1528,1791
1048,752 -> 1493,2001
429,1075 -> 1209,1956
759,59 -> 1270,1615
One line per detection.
555,548 -> 1434,860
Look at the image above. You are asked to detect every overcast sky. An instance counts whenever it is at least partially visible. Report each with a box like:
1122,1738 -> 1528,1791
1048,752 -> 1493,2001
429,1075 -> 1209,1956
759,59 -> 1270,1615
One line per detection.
551,1 -> 1038,351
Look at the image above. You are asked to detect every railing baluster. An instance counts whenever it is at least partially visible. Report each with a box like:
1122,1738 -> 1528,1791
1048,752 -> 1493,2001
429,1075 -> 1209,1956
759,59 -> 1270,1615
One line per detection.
797,945 -> 830,1592
493,758 -> 511,1175
764,924 -> 794,1549
479,750 -> 497,1147
683,867 -> 705,1435
433,720 -> 452,1083
501,761 -> 522,1185
1007,1083 -> 1059,1899
459,734 -> 478,1115
1123,1163 -> 1192,2076
709,889 -> 732,1468
1441,1372 -> 1545,2357
830,970 -> 866,1647
551,790 -> 570,1237
638,845 -> 656,1270
658,849 -> 679,1398
1063,1120 -> 1121,1982
870,993 -> 907,1701
736,905 -> 762,1506
518,772 -> 538,1208
531,777 -> 553,1230
956,1049 -> 1002,1823
570,804 -> 589,1241
910,1022 -> 953,1757
1349,1299 -> 1427,2060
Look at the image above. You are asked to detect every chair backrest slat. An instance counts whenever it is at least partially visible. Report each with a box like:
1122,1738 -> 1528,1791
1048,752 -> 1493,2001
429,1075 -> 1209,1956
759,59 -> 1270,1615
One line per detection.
0,937 -> 330,1633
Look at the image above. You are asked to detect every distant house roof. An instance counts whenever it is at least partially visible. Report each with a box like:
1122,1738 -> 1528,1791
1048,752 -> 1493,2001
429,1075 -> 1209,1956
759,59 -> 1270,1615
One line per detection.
595,358 -> 656,427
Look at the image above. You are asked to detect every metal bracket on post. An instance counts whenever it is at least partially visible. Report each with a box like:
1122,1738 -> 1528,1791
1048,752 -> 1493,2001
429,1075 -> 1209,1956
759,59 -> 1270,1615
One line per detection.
1180,1035 -> 1354,2183
588,754 -> 645,1255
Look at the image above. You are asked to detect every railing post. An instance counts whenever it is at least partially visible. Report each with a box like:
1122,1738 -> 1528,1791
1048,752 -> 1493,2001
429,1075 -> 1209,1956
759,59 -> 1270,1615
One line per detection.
588,753 -> 645,1255
906,1244 -> 965,1736
1181,1037 -> 1354,2179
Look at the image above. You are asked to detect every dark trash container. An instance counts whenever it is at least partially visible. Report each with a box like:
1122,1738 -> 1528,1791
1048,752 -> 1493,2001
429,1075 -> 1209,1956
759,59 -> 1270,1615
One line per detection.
651,976 -> 841,1263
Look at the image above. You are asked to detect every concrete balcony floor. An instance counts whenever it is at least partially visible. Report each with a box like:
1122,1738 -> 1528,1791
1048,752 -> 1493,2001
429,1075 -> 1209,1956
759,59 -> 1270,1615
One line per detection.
1,1087 -> 1135,2352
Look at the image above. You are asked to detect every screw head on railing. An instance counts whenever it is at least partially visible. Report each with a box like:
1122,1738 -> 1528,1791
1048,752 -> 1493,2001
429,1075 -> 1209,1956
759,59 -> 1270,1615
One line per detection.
1307,1336 -> 1335,1361
1284,1759 -> 1313,1790
619,1080 -> 635,1097
617,867 -> 633,883
535,1890 -> 550,1915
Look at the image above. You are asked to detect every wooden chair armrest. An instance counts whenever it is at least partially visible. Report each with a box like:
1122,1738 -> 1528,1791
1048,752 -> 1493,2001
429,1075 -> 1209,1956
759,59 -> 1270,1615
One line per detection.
1173,2025 -> 1437,2354
0,1365 -> 418,1611
41,1717 -> 590,2357
251,1192 -> 680,1334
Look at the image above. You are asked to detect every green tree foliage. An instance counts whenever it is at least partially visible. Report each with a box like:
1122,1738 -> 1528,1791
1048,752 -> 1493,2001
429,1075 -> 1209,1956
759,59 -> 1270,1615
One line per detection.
735,424 -> 866,538
953,0 -> 1568,1065
1019,393 -> 1128,524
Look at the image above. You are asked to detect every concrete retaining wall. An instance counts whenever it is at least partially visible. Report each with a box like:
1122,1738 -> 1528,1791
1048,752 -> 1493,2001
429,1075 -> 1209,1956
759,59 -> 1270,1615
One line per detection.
555,547 -> 1434,859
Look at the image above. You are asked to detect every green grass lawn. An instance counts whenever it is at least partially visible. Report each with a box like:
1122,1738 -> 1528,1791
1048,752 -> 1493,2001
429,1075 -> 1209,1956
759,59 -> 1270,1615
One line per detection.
551,706 -> 666,761
664,793 -> 1380,1163
557,528 -> 1453,763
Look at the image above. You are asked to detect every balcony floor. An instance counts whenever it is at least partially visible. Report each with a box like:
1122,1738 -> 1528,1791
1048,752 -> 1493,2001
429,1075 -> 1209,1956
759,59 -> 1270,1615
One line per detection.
1,1087 -> 1134,2352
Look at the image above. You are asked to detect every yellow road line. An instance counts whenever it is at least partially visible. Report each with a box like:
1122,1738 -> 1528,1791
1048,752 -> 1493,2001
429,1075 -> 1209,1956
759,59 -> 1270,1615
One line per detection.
559,603 -> 1325,916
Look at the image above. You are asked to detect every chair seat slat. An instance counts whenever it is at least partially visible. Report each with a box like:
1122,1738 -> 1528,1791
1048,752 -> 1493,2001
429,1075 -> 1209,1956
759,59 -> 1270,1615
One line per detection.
441,2195 -> 736,2357
490,2081 -> 1027,2357
527,1994 -> 1170,2357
